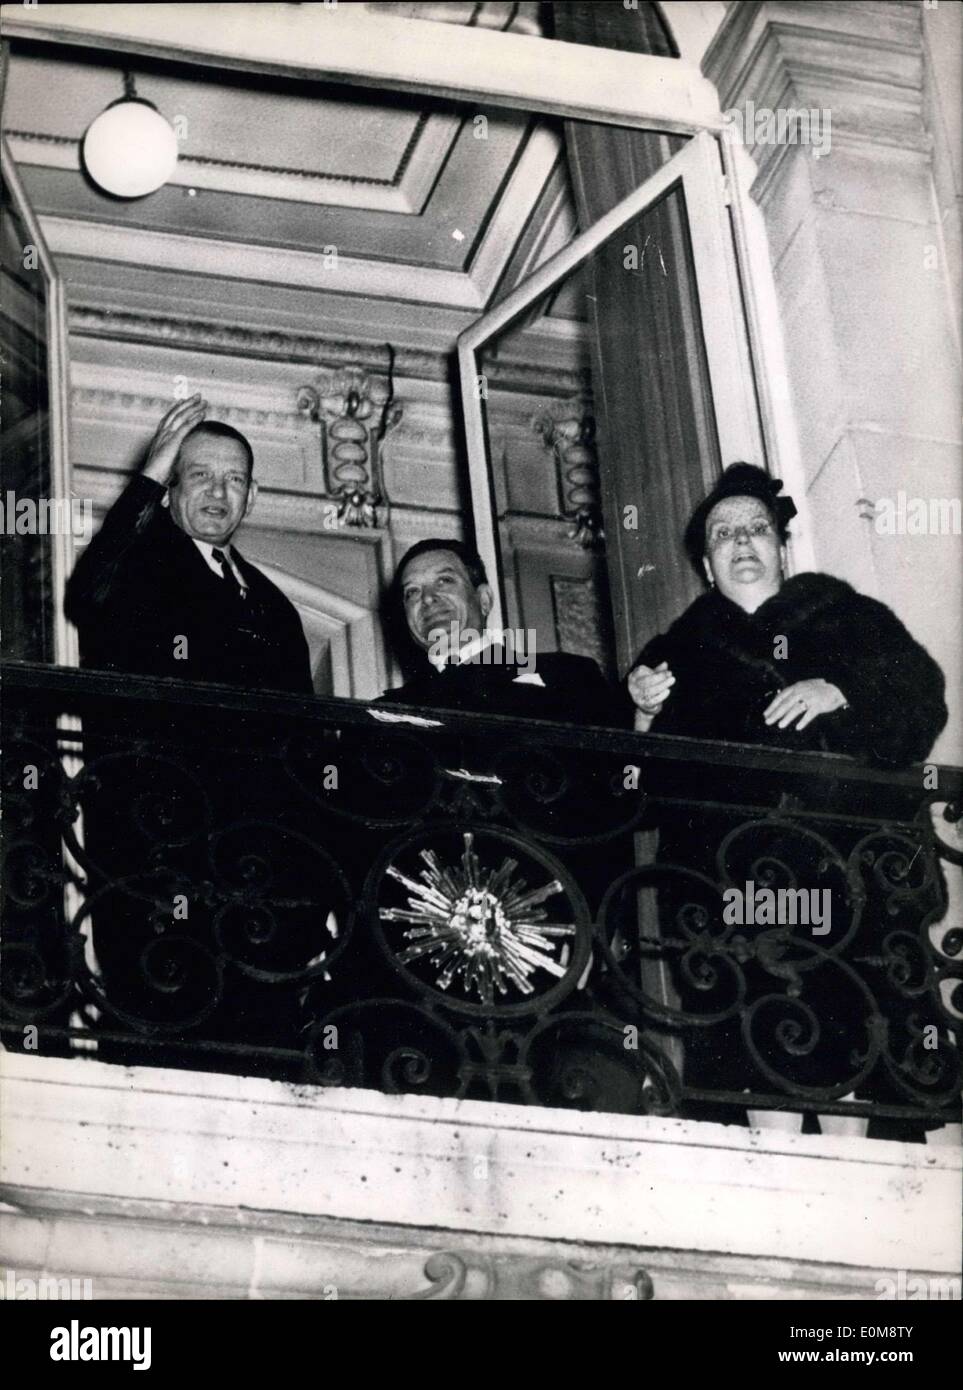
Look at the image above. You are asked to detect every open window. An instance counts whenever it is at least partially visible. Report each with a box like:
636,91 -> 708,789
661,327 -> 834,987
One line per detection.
457,130 -> 764,669
0,128 -> 75,667
0,2 -> 796,688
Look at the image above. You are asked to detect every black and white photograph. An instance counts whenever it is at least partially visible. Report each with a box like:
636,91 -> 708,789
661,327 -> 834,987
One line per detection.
0,0 -> 960,1337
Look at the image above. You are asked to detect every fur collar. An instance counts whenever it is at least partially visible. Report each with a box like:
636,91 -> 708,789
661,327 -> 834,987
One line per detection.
674,572 -> 860,643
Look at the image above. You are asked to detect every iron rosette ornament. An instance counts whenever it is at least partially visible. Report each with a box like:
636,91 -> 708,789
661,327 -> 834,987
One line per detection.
365,825 -> 592,1017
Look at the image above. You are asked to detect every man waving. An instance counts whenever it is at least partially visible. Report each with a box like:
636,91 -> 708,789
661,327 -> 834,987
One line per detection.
66,394 -> 311,693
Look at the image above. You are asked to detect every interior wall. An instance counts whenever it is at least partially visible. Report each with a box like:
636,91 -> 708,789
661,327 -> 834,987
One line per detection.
65,317 -> 617,693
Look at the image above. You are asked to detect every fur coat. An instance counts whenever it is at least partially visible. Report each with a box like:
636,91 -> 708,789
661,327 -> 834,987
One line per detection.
635,572 -> 947,769
630,576 -> 948,1113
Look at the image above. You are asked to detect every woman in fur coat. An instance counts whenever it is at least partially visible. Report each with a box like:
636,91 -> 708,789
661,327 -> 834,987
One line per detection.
628,463 -> 946,766
620,463 -> 950,1130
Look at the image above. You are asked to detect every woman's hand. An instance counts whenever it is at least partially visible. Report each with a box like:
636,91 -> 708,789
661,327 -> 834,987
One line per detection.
628,661 -> 675,717
764,679 -> 848,731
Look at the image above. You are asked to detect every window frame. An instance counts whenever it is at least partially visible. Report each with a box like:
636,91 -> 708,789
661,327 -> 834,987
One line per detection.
1,128 -> 76,667
457,129 -> 764,631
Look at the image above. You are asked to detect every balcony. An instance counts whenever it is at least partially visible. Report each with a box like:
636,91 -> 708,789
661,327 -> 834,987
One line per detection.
3,658 -> 961,1140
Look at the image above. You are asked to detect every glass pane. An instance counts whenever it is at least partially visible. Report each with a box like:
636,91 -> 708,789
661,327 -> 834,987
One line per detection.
474,178 -> 720,678
1,163 -> 56,662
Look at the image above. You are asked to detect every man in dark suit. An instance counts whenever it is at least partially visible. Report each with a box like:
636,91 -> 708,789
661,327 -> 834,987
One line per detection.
379,538 -> 630,726
63,397 -> 312,1074
306,541 -> 637,1094
66,394 -> 311,694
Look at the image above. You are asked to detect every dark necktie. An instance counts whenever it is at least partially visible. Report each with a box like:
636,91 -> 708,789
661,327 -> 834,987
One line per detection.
212,547 -> 245,600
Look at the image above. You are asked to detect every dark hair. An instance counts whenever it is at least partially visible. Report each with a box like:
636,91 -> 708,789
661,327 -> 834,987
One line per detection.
383,538 -> 489,675
395,537 -> 489,591
684,462 -> 796,571
174,421 -> 255,480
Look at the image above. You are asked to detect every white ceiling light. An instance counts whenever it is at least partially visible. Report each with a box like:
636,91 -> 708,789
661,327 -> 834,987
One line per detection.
82,73 -> 178,199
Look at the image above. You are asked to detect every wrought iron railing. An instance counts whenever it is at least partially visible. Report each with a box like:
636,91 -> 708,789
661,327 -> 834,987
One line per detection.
2,660 -> 961,1136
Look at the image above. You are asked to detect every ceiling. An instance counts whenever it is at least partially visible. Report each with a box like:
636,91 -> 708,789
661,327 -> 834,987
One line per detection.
2,23 -> 589,369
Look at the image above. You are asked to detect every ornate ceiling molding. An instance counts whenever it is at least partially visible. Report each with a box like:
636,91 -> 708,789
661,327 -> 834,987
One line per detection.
69,304 -> 445,376
703,1 -> 929,191
68,304 -> 589,396
43,216 -> 487,310
39,122 -> 560,312
70,384 -> 296,434
7,111 -> 459,214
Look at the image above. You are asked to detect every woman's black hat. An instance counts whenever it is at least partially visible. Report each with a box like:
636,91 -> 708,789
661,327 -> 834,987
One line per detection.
684,462 -> 797,569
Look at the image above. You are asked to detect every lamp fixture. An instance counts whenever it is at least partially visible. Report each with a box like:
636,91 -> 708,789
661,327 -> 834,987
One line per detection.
82,72 -> 178,199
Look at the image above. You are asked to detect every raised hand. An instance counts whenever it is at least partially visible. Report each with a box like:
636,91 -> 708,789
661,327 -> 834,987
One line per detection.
764,678 -> 848,731
143,394 -> 208,485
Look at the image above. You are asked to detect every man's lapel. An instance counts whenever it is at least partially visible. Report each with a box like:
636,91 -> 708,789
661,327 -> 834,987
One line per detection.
162,511 -> 222,589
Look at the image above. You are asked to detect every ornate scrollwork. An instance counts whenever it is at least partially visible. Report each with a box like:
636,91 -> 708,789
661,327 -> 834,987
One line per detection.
207,820 -> 354,981
400,1250 -> 656,1301
520,1010 -> 682,1115
492,744 -> 647,846
597,861 -> 746,1025
2,664 -> 961,1130
0,941 -> 75,1020
297,365 -> 402,527
304,999 -> 464,1097
533,391 -> 604,549
282,727 -> 441,827
71,875 -> 226,1034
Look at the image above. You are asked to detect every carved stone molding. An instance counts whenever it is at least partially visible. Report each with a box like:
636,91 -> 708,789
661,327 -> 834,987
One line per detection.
6,1049 -> 957,1294
533,391 -> 604,549
390,420 -> 459,456
297,366 -> 403,527
6,1170 -> 942,1301
703,1 -> 929,191
401,1251 -> 653,1301
69,306 -> 444,379
68,305 -> 590,396
70,385 -> 296,434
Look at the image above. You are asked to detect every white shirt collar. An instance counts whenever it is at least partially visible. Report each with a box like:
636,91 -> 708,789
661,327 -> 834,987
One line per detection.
192,538 -> 246,589
427,629 -> 497,672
